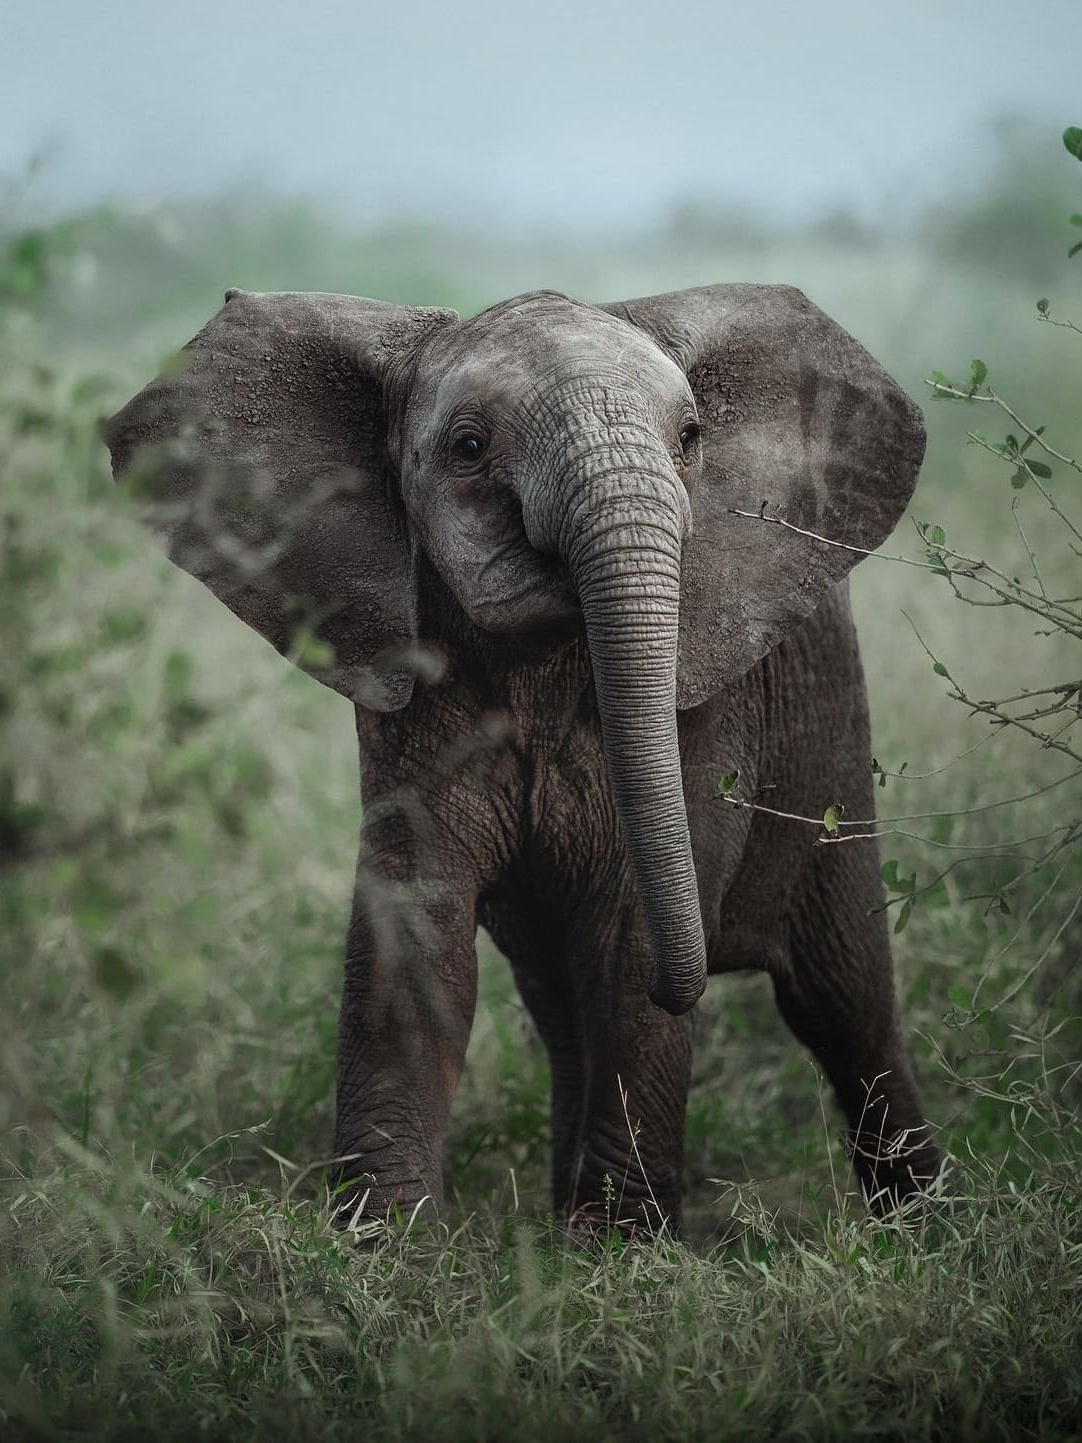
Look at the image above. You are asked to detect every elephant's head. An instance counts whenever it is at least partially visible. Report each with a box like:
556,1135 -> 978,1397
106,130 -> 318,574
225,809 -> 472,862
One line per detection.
105,285 -> 925,1016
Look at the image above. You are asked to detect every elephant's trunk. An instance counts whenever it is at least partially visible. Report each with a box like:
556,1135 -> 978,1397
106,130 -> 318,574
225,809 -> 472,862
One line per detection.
557,464 -> 707,1016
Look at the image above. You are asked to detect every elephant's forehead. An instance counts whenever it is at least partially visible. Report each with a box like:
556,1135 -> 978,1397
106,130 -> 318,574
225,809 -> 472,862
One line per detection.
417,293 -> 683,410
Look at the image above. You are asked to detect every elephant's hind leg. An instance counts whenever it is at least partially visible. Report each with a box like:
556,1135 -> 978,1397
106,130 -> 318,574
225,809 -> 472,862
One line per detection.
773,843 -> 941,1212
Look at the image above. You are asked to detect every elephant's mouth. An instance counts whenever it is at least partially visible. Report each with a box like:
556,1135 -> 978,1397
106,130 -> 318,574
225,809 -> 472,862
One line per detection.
467,547 -> 580,635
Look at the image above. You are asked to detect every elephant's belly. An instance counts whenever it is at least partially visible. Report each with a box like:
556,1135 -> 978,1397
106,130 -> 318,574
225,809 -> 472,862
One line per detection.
689,763 -> 819,980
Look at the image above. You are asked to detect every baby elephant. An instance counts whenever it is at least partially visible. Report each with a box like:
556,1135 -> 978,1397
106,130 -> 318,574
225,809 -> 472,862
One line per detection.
106,283 -> 941,1229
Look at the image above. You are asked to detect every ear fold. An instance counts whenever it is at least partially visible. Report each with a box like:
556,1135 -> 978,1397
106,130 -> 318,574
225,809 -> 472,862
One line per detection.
105,289 -> 457,711
602,285 -> 926,710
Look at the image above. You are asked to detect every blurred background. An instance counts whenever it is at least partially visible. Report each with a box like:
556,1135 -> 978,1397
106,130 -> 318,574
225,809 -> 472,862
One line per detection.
2,0 -> 1081,1234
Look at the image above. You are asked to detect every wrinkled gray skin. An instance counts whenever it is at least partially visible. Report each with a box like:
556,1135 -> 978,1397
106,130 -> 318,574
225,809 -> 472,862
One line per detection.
106,284 -> 941,1229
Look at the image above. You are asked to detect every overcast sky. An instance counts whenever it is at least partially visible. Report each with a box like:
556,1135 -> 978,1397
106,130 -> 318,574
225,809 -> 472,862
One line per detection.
3,0 -> 1079,228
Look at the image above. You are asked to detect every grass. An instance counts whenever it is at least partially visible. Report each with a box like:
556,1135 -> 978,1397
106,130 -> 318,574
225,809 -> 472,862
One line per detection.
3,1162 -> 1081,1442
2,201 -> 1081,1439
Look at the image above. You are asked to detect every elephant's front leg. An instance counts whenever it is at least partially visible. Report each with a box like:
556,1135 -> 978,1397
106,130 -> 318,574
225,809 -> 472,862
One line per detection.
501,898 -> 692,1232
565,919 -> 694,1233
332,833 -> 479,1223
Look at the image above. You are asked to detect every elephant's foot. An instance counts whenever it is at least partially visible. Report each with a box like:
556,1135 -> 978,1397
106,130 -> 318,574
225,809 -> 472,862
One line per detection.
328,1155 -> 441,1236
848,1124 -> 943,1215
565,1192 -> 679,1240
561,1153 -> 682,1239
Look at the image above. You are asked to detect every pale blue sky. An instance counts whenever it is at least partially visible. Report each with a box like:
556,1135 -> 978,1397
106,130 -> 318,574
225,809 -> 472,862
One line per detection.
3,0 -> 1079,226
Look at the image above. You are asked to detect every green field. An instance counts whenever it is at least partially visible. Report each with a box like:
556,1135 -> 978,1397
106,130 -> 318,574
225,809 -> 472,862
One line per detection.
2,174 -> 1081,1440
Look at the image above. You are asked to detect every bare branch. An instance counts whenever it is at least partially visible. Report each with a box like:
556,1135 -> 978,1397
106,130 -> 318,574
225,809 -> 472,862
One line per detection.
872,732 -> 1000,782
724,505 -> 943,571
901,612 -> 1082,768
1012,499 -> 1047,600
1037,311 -> 1082,337
717,766 -> 1082,836
971,865 -> 1082,1013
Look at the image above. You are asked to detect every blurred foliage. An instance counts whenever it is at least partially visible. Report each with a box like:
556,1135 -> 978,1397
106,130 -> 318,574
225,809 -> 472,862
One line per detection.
916,117 -> 1078,285
1,118 -> 1077,350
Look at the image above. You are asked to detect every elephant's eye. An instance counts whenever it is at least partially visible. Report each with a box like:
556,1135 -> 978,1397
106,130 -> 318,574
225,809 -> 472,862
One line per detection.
679,421 -> 701,454
451,431 -> 488,462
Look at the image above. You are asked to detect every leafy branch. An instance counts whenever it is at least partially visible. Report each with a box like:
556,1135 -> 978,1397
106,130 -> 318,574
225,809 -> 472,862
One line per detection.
717,124 -> 1082,968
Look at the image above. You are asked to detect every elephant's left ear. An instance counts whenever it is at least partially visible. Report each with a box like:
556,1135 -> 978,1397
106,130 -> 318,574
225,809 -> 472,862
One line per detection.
602,285 -> 926,709
105,289 -> 457,711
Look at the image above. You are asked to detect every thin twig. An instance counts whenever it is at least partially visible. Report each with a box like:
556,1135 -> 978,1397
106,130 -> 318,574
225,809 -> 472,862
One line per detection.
922,521 -> 1082,637
724,505 -> 943,570
717,767 -> 1080,837
872,731 -> 1000,782
964,428 -> 1082,547
1038,311 -> 1082,337
987,387 -> 1082,477
926,379 -> 1082,475
971,864 -> 1082,1013
901,612 -> 1082,768
1012,499 -> 1047,600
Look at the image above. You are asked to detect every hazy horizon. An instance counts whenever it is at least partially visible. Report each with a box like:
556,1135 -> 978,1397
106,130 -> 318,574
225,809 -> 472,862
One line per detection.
4,0 -> 1080,231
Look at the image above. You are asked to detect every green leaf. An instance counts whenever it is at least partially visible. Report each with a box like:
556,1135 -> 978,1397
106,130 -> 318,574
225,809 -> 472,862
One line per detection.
928,524 -> 946,547
1037,297 -> 1050,315
717,770 -> 740,797
1063,126 -> 1082,160
295,634 -> 336,669
881,861 -> 917,897
94,945 -> 140,1000
1069,240 -> 1082,259
946,984 -> 971,1009
1070,214 -> 1082,228
1027,460 -> 1052,479
1010,469 -> 1028,490
162,650 -> 193,707
72,874 -> 123,935
933,661 -> 948,677
893,899 -> 913,935
968,358 -> 987,392
99,609 -> 149,646
822,802 -> 844,836
158,348 -> 198,381
70,374 -> 115,406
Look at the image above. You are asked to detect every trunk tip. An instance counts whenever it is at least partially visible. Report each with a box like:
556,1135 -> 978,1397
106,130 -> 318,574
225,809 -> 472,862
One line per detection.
646,965 -> 707,1017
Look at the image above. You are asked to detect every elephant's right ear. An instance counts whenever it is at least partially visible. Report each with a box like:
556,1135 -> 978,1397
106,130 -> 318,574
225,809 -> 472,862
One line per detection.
104,289 -> 457,711
602,285 -> 925,710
